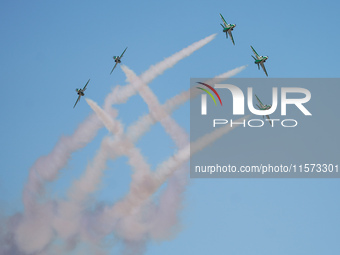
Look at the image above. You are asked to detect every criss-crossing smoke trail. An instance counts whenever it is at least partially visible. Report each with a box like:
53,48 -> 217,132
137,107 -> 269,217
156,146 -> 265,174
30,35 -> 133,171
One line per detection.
51,64 -> 246,253
2,32 -> 249,255
83,66 -> 247,253
22,33 -> 216,215
11,34 -> 216,254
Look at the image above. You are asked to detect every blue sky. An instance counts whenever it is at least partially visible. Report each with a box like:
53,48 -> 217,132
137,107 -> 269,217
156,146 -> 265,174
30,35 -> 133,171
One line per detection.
0,0 -> 339,254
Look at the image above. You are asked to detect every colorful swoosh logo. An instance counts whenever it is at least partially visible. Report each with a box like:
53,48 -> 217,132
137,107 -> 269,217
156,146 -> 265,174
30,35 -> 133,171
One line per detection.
196,82 -> 223,106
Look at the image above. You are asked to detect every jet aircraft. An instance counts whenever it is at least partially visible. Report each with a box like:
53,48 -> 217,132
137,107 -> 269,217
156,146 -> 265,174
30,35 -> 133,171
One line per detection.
220,13 -> 236,45
255,94 -> 272,125
110,47 -> 128,74
251,46 -> 269,76
74,79 -> 90,108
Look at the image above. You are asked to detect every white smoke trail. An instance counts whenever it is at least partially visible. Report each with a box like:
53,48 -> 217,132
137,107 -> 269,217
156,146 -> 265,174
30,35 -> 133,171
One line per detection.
206,65 -> 248,84
120,65 -> 189,241
12,65 -> 247,254
125,65 -> 247,141
121,64 -> 189,147
121,64 -> 247,241
91,69 -> 247,238
57,36 -> 227,237
65,66 -> 245,248
51,87 -> 191,249
56,87 -> 197,242
53,99 -> 153,243
103,34 -> 216,108
63,65 -> 248,250
98,116 -> 250,235
22,33 -> 216,215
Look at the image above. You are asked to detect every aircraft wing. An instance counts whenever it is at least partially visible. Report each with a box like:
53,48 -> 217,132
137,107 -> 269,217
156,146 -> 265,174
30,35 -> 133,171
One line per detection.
265,115 -> 272,125
219,13 -> 228,27
260,62 -> 268,76
110,62 -> 118,74
73,95 -> 81,108
228,30 -> 235,45
83,79 -> 90,91
120,47 -> 128,58
255,94 -> 265,109
250,46 -> 260,59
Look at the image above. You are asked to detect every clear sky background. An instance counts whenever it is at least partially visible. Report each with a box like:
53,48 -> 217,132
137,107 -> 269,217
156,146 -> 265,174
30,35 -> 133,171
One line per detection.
0,0 -> 339,254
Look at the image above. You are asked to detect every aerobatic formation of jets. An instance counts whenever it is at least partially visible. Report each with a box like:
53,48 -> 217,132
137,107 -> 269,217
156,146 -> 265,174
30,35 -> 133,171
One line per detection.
73,47 -> 128,108
219,13 -> 269,76
74,13 -> 271,108
219,13 -> 271,120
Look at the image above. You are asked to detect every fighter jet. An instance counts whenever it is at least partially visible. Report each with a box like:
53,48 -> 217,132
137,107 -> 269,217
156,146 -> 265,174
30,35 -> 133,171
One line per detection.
220,13 -> 236,45
255,94 -> 272,125
74,79 -> 90,108
110,47 -> 128,74
251,46 -> 269,76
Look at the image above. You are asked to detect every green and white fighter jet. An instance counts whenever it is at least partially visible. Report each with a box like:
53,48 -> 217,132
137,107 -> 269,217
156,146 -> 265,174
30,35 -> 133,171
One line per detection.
110,47 -> 128,74
74,79 -> 90,108
251,46 -> 269,76
220,13 -> 236,45
255,94 -> 272,125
